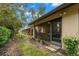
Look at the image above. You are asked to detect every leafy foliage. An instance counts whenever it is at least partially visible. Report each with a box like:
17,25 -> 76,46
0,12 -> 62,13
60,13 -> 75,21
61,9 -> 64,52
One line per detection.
29,6 -> 46,21
38,6 -> 46,16
16,32 -> 26,39
14,4 -> 46,28
0,26 -> 11,46
15,4 -> 28,27
16,32 -> 32,41
63,36 -> 79,55
0,4 -> 23,37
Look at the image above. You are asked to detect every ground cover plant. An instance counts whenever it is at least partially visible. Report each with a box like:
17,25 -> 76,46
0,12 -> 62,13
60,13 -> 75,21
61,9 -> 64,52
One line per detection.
63,36 -> 79,56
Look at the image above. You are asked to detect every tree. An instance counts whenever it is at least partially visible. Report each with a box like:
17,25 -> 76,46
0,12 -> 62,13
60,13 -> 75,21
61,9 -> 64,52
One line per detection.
29,7 -> 36,20
38,6 -> 46,17
15,4 -> 28,27
0,4 -> 23,36
14,4 -> 46,27
29,5 -> 46,21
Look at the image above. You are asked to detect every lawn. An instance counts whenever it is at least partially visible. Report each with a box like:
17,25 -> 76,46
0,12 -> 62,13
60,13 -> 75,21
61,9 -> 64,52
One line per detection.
16,33 -> 49,56
17,43 -> 49,56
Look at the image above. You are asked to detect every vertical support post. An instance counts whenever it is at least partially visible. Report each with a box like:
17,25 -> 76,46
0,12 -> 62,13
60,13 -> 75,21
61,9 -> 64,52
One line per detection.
33,25 -> 36,38
49,22 -> 52,41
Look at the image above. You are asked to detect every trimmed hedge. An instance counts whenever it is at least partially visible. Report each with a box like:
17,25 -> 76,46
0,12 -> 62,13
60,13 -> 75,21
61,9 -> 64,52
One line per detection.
63,36 -> 79,56
0,26 -> 11,46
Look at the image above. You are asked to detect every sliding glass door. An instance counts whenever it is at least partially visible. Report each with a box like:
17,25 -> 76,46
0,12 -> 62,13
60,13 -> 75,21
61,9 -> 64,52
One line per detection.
52,18 -> 62,43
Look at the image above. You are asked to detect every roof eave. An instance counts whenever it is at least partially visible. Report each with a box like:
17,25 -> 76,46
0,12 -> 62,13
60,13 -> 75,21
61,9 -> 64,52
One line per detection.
29,3 -> 75,25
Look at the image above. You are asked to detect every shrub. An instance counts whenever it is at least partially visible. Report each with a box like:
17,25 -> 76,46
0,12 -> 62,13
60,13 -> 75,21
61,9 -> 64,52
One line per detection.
16,32 -> 33,40
16,32 -> 26,39
63,36 -> 79,56
0,26 -> 11,46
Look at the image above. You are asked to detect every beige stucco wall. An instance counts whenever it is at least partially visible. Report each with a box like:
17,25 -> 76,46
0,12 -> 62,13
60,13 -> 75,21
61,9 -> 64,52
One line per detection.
62,4 -> 79,37
62,4 -> 79,48
32,4 -> 79,48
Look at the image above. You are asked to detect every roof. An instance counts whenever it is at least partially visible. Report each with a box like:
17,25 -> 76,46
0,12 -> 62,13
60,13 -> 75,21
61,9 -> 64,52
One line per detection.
29,3 -> 75,25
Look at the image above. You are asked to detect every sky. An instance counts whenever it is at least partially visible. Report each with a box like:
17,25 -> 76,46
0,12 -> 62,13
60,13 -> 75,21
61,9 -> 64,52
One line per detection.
19,3 -> 63,29
25,3 -> 62,23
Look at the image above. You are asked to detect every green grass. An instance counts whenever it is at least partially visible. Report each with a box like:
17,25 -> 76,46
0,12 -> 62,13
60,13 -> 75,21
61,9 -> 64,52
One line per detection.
16,33 -> 49,56
17,43 -> 49,56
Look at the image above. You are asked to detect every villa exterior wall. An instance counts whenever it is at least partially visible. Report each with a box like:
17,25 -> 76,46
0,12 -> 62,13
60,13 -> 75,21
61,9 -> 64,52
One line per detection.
62,4 -> 79,37
61,4 -> 79,48
32,4 -> 79,48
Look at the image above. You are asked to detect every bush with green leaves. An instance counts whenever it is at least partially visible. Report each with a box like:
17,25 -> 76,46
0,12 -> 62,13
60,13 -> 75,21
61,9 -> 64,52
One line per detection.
0,26 -> 11,46
16,32 -> 33,41
63,36 -> 79,56
16,32 -> 26,39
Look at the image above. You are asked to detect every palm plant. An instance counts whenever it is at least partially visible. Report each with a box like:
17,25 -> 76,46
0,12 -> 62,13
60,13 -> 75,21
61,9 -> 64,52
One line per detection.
29,5 -> 46,21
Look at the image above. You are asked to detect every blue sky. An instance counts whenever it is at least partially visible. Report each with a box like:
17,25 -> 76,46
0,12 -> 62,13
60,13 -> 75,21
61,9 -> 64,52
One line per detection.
19,3 -> 62,29
24,3 -> 62,23
26,3 -> 62,13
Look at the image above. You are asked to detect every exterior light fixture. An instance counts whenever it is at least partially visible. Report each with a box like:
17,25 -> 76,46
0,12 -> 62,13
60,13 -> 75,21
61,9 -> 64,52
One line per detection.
48,22 -> 51,24
59,13 -> 63,16
63,11 -> 67,15
59,11 -> 67,16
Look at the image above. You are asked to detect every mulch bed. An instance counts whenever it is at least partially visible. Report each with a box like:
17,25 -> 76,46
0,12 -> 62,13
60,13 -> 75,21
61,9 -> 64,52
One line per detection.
0,38 -> 22,56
